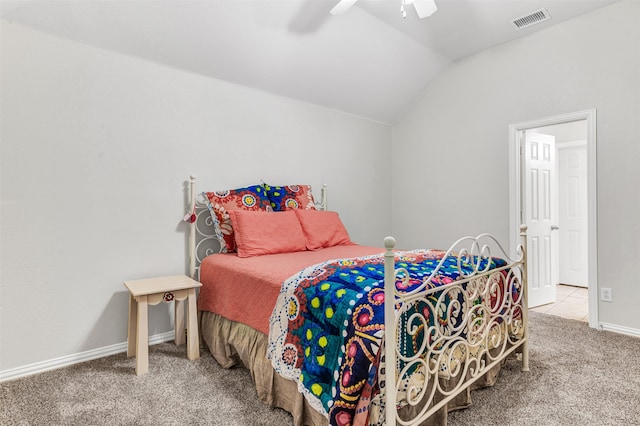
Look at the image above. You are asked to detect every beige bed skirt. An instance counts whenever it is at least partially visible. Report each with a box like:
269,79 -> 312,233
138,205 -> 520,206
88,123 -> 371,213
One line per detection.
200,310 -> 506,426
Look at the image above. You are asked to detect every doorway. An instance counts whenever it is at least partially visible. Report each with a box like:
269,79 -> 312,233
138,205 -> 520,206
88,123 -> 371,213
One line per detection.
508,109 -> 598,329
540,122 -> 588,288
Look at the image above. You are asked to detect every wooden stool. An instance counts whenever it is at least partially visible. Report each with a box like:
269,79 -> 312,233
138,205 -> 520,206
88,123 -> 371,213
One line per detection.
124,275 -> 202,375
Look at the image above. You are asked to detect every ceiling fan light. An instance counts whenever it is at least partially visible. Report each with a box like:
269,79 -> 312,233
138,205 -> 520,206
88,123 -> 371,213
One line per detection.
412,0 -> 438,18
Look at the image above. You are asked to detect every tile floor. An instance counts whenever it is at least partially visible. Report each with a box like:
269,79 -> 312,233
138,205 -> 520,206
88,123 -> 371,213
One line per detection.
530,284 -> 589,322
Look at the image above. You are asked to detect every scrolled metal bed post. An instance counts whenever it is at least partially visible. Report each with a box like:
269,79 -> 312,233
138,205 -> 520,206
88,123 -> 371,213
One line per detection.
383,236 -> 397,426
189,174 -> 197,280
520,224 -> 530,372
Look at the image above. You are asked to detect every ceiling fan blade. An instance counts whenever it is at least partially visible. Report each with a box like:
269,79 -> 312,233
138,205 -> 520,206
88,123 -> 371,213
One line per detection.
412,0 -> 438,18
330,0 -> 359,16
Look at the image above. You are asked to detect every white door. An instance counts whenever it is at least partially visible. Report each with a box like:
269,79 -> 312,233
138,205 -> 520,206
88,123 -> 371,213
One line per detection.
558,142 -> 588,287
524,131 -> 558,307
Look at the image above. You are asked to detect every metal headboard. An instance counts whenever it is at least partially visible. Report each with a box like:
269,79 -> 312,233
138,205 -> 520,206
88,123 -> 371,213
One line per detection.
187,175 -> 327,280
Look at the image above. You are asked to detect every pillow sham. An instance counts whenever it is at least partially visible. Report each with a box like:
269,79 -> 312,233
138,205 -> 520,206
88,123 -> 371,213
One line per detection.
294,209 -> 353,251
203,185 -> 272,253
228,210 -> 307,258
263,183 -> 316,211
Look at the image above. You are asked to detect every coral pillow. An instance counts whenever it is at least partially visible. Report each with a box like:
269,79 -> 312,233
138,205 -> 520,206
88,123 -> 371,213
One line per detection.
264,184 -> 316,211
294,210 -> 353,250
228,210 -> 307,258
203,185 -> 272,253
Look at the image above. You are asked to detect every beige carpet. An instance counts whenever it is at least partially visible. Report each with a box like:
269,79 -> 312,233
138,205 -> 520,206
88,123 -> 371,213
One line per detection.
2,311 -> 639,425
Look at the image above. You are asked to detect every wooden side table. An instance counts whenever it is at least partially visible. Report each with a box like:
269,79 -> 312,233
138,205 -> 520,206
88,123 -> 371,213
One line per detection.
124,275 -> 202,375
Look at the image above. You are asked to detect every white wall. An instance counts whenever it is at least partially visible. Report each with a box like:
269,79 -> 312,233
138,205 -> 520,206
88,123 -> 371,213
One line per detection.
392,1 -> 640,331
0,21 -> 392,373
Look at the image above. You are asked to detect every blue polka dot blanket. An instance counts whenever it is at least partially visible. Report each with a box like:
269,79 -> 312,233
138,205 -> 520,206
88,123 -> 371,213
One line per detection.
267,250 -> 508,426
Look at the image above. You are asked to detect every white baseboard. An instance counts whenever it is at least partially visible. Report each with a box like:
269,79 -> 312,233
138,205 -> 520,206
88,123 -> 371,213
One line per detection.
0,331 -> 175,383
599,322 -> 640,338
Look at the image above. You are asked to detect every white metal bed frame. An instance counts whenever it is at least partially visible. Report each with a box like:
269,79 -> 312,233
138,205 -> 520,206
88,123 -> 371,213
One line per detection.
187,175 -> 529,426
382,229 -> 529,425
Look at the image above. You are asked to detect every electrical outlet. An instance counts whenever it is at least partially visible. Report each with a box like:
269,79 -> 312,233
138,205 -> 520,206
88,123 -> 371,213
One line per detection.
600,287 -> 613,302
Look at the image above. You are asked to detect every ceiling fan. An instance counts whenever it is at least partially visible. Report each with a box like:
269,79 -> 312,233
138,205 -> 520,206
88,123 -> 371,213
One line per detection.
330,0 -> 438,19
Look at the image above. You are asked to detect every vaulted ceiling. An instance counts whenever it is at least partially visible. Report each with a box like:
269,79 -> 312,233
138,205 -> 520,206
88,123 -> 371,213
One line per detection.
0,0 -> 619,124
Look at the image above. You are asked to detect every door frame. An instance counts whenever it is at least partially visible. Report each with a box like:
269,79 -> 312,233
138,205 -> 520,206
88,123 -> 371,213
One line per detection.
508,109 -> 598,328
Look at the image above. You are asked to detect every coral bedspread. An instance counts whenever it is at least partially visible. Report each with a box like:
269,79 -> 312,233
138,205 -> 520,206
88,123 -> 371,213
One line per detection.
198,245 -> 384,335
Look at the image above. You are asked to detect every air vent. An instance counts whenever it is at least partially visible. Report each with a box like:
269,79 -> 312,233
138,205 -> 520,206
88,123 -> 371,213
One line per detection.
512,8 -> 551,30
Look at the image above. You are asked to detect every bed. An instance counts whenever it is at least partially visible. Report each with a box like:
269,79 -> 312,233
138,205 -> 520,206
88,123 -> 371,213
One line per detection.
186,175 -> 529,426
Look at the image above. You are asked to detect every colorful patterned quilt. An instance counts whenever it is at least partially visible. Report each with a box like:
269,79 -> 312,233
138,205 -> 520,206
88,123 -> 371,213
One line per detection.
267,250 -> 507,426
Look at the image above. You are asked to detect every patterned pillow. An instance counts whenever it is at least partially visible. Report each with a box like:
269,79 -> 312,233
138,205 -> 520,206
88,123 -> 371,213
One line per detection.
203,185 -> 272,253
263,183 -> 316,211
